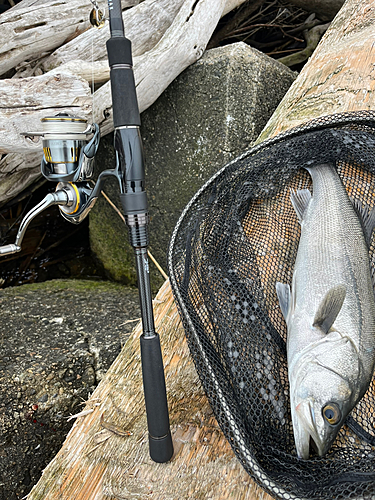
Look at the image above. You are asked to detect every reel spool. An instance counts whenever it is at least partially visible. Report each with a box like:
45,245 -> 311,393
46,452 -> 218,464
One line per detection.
37,113 -> 100,183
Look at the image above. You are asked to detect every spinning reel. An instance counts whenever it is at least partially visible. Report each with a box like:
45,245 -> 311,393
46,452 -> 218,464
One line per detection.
0,113 -> 102,256
39,113 -> 101,223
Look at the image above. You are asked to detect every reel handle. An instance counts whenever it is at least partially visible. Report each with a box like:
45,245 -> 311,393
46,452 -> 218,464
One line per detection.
0,190 -> 70,255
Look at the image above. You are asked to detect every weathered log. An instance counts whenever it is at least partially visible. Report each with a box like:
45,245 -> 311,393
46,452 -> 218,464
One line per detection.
1,0 -> 244,153
0,153 -> 41,204
26,1 -> 375,498
41,0 -> 186,72
0,0 -> 93,77
0,0 -> 142,77
48,59 -> 110,84
9,0 -> 139,12
45,0 -> 248,86
256,0 -> 375,144
0,72 -> 91,155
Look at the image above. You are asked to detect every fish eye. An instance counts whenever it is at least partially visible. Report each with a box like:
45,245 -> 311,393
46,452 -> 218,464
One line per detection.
322,403 -> 341,425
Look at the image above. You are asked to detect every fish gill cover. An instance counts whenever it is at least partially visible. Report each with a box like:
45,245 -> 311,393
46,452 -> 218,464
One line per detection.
168,110 -> 375,500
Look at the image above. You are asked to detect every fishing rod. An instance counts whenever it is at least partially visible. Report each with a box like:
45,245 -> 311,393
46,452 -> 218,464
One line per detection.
102,0 -> 174,462
0,0 -> 173,463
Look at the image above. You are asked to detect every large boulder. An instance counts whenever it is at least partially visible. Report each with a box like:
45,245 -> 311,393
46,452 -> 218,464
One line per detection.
0,279 -> 140,500
89,42 -> 296,291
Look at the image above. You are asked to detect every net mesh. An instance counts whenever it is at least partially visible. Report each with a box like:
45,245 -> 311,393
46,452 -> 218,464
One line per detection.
167,111 -> 375,500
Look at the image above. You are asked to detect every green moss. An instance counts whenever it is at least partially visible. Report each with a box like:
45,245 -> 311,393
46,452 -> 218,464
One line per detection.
0,278 -> 135,295
89,195 -> 137,286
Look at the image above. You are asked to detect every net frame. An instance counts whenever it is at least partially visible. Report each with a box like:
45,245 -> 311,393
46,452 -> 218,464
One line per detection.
168,111 -> 375,500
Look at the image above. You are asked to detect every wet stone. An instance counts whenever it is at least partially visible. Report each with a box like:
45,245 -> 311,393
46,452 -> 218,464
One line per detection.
0,279 -> 140,500
90,42 -> 296,292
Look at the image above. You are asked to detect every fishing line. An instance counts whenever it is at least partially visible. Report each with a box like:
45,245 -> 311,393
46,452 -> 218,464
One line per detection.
91,30 -> 95,122
89,0 -> 106,122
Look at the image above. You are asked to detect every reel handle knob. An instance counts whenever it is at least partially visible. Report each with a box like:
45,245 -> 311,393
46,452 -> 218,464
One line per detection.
0,244 -> 21,256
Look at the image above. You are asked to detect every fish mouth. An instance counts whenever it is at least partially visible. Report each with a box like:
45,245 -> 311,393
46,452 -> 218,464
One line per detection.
293,400 -> 325,459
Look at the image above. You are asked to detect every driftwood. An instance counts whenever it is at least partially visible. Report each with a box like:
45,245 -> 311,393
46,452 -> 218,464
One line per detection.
0,0 -> 93,77
40,0 -> 186,72
256,0 -> 375,143
0,72 -> 91,155
0,153 -> 42,204
0,0 -> 142,76
26,0 -> 375,498
0,0 -> 246,203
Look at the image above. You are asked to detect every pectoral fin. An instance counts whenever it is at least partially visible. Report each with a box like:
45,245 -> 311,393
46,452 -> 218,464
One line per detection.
276,282 -> 291,321
313,285 -> 346,334
290,189 -> 311,223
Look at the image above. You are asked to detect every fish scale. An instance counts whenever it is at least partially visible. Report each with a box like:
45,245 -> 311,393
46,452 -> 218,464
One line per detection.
276,162 -> 375,459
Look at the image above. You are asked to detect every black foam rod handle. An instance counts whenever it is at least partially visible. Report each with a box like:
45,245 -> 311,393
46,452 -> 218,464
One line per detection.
140,333 -> 174,463
110,66 -> 141,127
106,38 -> 141,127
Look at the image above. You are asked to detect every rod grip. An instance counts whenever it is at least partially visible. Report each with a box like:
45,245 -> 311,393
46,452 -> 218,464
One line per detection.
106,38 -> 140,127
109,66 -> 141,127
140,333 -> 173,463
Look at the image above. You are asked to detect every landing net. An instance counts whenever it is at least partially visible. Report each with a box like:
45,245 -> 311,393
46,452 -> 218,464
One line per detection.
168,111 -> 375,500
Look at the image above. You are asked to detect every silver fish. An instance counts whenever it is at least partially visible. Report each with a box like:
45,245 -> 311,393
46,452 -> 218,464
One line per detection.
276,163 -> 375,459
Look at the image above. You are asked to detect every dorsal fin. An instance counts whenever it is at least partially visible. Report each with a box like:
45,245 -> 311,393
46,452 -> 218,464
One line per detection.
350,197 -> 375,247
290,189 -> 311,224
313,285 -> 346,334
276,282 -> 291,321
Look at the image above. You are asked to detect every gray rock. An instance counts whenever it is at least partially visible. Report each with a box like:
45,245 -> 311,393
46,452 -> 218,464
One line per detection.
0,279 -> 140,500
89,42 -> 296,291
